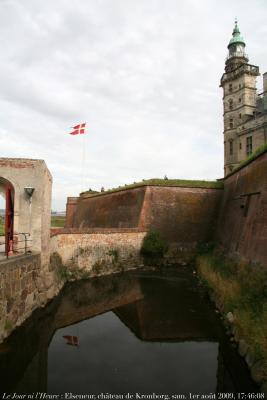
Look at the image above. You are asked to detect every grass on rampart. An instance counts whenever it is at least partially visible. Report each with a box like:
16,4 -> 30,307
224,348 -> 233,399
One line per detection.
81,178 -> 223,197
0,216 -> 4,235
51,216 -> 65,228
228,142 -> 267,177
196,252 -> 267,367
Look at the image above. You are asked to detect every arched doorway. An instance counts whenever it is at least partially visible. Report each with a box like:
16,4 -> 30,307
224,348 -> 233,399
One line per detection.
0,177 -> 14,257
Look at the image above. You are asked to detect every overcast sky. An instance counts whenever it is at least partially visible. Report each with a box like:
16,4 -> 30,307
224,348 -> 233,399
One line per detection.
0,0 -> 266,210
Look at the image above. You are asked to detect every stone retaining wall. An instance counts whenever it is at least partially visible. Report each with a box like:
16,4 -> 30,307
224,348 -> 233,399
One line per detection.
50,230 -> 146,275
0,253 -> 63,343
0,254 -> 41,342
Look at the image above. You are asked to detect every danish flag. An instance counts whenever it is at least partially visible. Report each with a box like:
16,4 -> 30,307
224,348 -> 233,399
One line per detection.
63,335 -> 79,346
69,122 -> 86,135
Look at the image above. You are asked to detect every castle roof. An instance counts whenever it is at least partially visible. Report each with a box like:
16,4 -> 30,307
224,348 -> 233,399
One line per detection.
228,19 -> 246,48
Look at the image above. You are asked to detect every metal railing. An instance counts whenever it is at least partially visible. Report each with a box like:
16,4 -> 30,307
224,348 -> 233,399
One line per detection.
0,232 -> 32,259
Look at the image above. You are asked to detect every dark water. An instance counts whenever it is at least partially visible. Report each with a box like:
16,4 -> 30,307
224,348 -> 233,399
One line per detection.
0,268 -> 259,395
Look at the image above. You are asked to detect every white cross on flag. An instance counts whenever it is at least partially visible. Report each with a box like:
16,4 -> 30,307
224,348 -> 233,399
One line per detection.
69,122 -> 86,135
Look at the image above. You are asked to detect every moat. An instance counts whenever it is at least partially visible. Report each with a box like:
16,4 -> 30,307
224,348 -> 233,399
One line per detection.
0,268 -> 258,395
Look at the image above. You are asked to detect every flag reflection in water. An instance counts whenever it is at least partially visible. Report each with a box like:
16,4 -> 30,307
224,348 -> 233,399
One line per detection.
63,335 -> 79,346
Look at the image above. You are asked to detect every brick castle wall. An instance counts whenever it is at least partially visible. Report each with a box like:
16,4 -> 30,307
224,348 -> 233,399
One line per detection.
72,187 -> 146,229
216,151 -> 267,266
68,185 -> 223,262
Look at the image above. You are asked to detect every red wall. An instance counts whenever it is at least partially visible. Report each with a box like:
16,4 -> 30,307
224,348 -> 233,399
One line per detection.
73,187 -> 146,229
65,197 -> 78,228
71,185 -> 223,251
140,186 -> 222,242
216,151 -> 267,266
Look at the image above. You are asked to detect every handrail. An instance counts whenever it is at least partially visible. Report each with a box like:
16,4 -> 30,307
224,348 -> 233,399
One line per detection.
0,232 -> 32,259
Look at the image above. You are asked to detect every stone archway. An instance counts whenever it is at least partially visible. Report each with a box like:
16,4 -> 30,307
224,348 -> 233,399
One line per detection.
0,177 -> 14,256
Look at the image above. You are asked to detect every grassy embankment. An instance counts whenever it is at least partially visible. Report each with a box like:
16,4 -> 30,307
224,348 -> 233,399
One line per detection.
51,215 -> 65,228
81,178 -> 223,196
0,218 -> 4,235
0,216 -> 65,234
196,252 -> 267,380
230,142 -> 267,175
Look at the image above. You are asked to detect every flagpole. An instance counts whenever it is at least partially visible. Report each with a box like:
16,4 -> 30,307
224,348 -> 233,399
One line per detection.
82,132 -> 86,192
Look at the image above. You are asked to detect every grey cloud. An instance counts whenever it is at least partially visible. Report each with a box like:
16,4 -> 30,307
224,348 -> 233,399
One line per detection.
0,0 -> 266,209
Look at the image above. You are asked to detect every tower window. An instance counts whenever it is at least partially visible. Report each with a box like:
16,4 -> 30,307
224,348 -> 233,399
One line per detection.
229,118 -> 233,129
229,141 -> 233,155
229,84 -> 233,92
239,113 -> 242,119
246,136 -> 252,155
239,84 -> 241,89
239,142 -> 242,150
239,98 -> 242,103
229,99 -> 233,110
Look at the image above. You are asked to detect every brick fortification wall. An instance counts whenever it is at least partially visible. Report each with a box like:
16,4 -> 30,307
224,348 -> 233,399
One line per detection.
216,151 -> 267,266
139,186 -> 222,243
72,188 -> 147,228
68,186 -> 223,262
65,197 -> 78,228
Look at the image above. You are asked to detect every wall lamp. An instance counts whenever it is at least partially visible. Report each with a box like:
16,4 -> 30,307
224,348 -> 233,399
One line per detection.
24,187 -> 35,198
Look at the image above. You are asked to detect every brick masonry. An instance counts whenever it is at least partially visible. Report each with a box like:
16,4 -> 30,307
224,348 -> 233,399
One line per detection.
66,185 -> 223,263
216,150 -> 267,266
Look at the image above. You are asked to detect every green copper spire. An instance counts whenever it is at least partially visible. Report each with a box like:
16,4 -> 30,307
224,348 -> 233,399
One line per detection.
228,19 -> 246,48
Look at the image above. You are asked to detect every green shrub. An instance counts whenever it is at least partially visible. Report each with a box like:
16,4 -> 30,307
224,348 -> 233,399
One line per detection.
141,230 -> 168,259
108,249 -> 119,263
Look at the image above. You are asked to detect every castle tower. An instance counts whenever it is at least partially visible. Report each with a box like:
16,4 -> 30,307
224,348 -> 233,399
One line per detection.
220,20 -> 260,175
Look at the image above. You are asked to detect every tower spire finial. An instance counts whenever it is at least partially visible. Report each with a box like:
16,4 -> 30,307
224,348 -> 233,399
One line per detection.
228,18 -> 245,49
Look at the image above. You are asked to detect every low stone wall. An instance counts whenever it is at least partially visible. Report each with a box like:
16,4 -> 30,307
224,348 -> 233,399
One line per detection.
0,253 -> 63,343
0,254 -> 41,342
50,230 -> 146,276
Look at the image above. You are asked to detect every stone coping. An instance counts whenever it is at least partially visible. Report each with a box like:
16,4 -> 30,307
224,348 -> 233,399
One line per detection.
0,252 -> 40,271
51,228 -> 147,237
